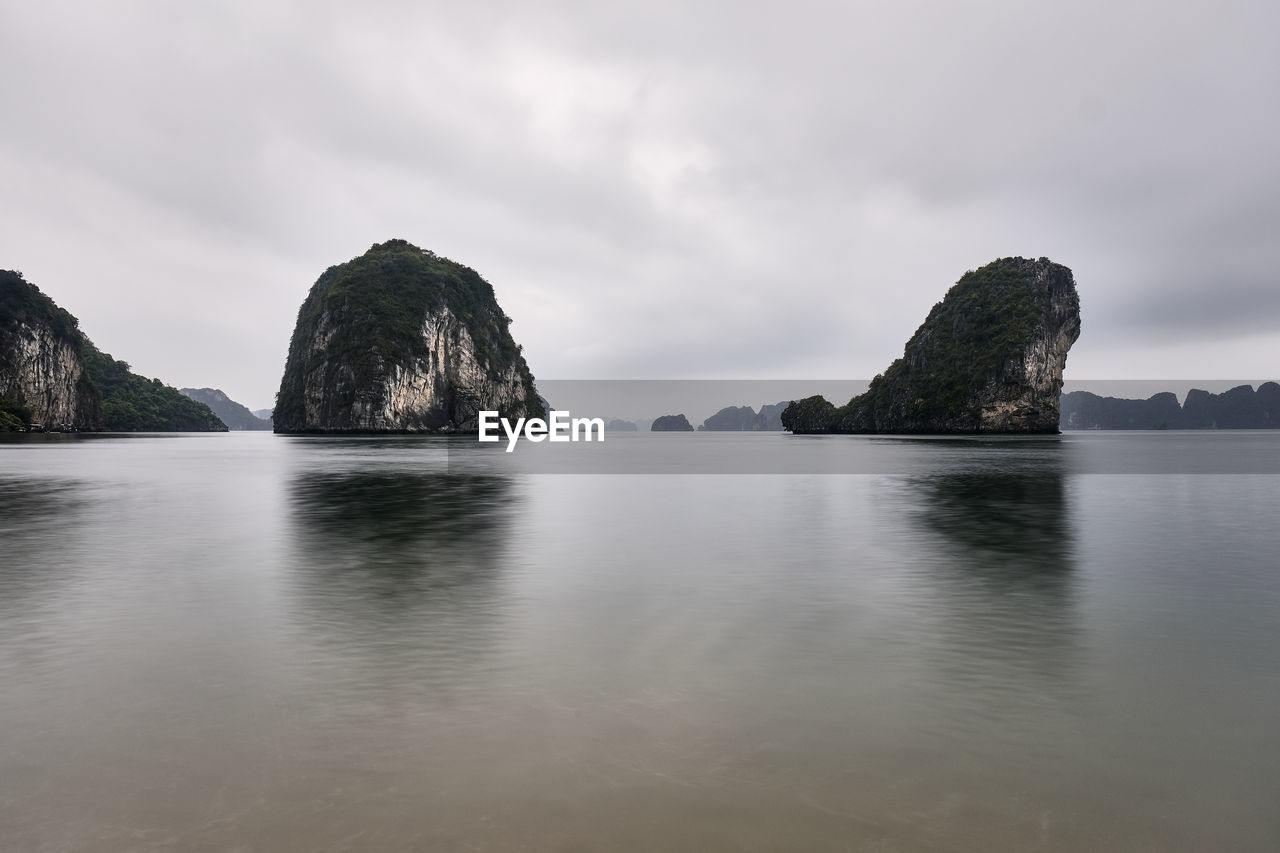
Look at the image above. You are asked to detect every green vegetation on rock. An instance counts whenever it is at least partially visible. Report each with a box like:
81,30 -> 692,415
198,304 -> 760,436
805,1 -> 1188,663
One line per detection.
1,269 -> 82,342
180,388 -> 271,430
275,239 -> 543,433
846,259 -> 1040,426
1,269 -> 226,432
778,395 -> 836,434
783,257 -> 1080,434
0,395 -> 32,431
83,344 -> 226,431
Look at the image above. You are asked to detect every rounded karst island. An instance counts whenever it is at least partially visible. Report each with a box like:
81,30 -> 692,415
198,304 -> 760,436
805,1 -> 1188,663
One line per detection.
273,239 -> 544,434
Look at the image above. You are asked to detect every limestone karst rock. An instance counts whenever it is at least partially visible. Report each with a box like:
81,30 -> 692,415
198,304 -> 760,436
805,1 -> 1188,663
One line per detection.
0,271 -> 99,430
2,269 -> 225,432
1061,383 -> 1280,429
273,240 -> 543,433
783,257 -> 1081,434
651,414 -> 694,431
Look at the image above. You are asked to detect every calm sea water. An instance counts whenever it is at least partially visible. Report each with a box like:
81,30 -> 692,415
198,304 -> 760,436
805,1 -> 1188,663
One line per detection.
1,431 -> 1278,851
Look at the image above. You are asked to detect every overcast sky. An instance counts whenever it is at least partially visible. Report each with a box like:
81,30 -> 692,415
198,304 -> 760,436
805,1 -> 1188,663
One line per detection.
2,1 -> 1277,409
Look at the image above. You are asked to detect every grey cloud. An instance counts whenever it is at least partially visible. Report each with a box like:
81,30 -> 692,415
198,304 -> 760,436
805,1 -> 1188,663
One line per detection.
1,0 -> 1277,408
1107,280 -> 1280,340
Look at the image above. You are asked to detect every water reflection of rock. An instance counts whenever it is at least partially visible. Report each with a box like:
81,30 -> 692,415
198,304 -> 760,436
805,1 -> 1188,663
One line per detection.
918,470 -> 1072,575
906,459 -> 1083,732
0,477 -> 85,531
285,471 -> 518,692
0,478 -> 89,607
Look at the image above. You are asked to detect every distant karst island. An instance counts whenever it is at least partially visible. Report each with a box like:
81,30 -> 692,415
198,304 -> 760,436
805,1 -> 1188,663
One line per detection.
179,388 -> 271,430
651,414 -> 694,431
1,270 -> 226,432
273,240 -> 543,434
782,257 -> 1081,434
699,402 -> 788,431
1061,384 -> 1280,429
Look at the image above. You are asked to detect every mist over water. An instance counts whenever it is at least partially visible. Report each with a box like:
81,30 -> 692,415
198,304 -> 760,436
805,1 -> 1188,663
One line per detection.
1,432 -> 1278,851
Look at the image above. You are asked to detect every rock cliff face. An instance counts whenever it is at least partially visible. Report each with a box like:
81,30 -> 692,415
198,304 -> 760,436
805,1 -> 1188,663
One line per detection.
2,269 -> 225,432
1,317 -> 99,429
1,270 -> 99,430
783,257 -> 1081,434
273,240 -> 543,433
